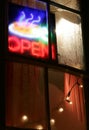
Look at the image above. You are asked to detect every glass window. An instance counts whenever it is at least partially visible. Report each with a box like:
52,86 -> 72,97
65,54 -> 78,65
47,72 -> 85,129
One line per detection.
8,0 -> 49,60
50,5 -> 85,70
48,69 -> 87,130
50,0 -> 80,11
6,62 -> 47,129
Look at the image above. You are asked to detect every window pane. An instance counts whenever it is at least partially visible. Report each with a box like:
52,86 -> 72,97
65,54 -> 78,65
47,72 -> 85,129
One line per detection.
8,0 -> 49,60
50,0 -> 80,11
48,69 -> 87,130
50,5 -> 85,70
6,62 -> 47,129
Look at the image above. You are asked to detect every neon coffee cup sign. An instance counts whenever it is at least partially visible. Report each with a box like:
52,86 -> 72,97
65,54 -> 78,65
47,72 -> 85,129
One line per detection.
8,3 -> 56,59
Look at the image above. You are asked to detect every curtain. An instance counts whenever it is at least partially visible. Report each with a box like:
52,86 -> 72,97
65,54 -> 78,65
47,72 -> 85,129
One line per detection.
64,73 -> 86,129
6,62 -> 46,129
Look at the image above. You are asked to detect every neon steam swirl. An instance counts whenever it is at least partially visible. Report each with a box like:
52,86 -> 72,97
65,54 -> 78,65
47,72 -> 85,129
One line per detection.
18,11 -> 41,25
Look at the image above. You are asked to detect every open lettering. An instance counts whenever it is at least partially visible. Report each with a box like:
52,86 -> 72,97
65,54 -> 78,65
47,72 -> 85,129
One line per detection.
8,36 -> 56,59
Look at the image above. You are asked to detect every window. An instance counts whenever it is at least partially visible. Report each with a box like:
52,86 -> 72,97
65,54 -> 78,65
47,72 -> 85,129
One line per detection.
8,0 -> 51,60
48,69 -> 86,130
5,62 -> 87,130
50,4 -> 85,70
6,62 -> 48,129
8,0 -> 85,70
5,1 -> 87,130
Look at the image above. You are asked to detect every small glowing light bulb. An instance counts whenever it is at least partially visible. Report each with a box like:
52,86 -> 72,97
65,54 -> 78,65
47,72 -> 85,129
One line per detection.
36,125 -> 43,130
80,84 -> 83,88
58,107 -> 64,112
69,101 -> 73,105
66,96 -> 70,100
22,115 -> 28,122
50,118 -> 55,125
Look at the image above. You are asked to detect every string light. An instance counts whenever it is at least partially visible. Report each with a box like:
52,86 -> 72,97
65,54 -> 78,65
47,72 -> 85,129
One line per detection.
20,78 -> 83,128
21,115 -> 28,122
65,77 -> 83,104
65,97 -> 73,105
58,107 -> 64,112
69,101 -> 73,105
50,119 -> 55,125
36,125 -> 44,130
79,84 -> 83,88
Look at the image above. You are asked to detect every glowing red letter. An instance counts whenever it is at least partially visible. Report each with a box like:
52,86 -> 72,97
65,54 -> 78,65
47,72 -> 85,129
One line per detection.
41,44 -> 48,58
21,39 -> 31,54
32,41 -> 41,57
8,36 -> 20,52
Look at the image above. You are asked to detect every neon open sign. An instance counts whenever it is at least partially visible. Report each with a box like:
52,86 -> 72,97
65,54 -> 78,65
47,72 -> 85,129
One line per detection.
8,36 -> 49,58
8,3 -> 56,59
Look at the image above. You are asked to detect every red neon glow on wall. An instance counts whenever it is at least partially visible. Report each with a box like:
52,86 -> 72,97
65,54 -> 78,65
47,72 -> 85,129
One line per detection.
8,36 -> 56,59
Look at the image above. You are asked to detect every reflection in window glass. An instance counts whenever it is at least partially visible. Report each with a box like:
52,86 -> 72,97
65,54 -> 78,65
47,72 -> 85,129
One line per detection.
50,5 -> 85,70
48,69 -> 87,130
6,62 -> 47,129
50,0 -> 80,11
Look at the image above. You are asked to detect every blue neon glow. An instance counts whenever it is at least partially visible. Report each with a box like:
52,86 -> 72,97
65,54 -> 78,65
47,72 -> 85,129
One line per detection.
8,3 -> 48,43
18,11 -> 41,26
